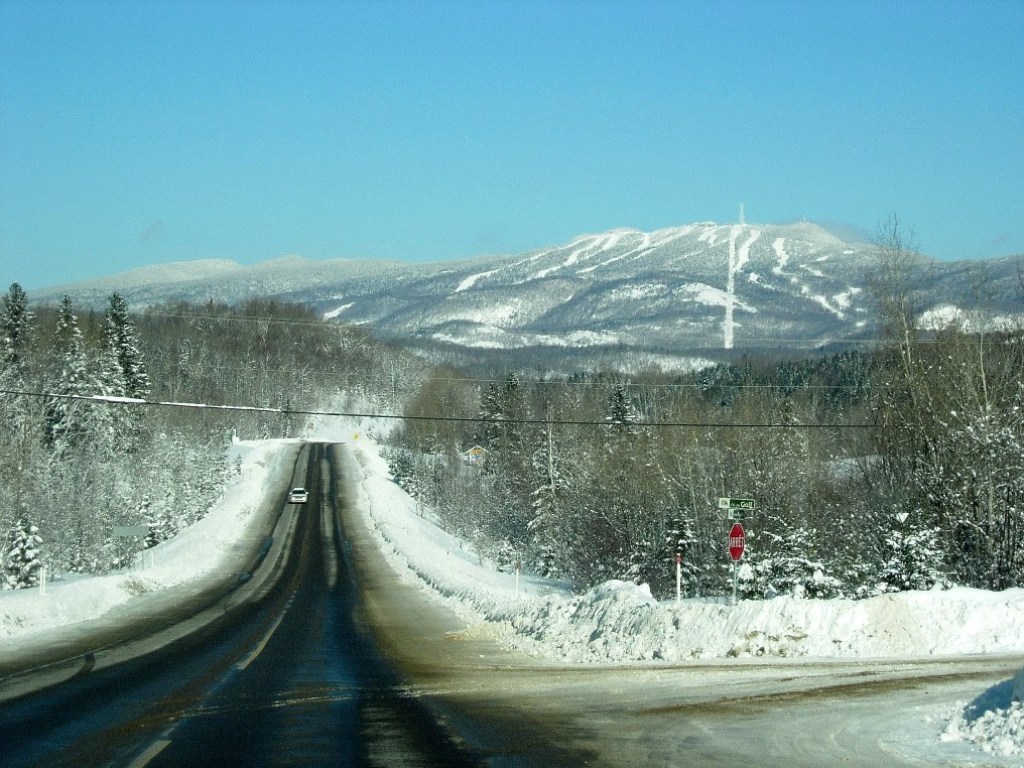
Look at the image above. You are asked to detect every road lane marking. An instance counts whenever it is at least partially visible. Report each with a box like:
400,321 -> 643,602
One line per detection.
235,595 -> 294,671
127,739 -> 171,768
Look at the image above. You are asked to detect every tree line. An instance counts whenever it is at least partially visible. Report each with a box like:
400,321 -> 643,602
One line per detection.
1,288 -> 422,588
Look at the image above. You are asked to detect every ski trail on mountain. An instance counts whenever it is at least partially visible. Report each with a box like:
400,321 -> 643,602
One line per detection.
578,228 -> 693,274
455,268 -> 499,293
736,229 -> 760,272
723,226 -> 760,348
533,236 -> 603,280
725,226 -> 738,349
772,237 -> 789,275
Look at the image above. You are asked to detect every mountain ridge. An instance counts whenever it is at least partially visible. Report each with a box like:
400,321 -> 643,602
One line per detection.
27,221 -> 1023,371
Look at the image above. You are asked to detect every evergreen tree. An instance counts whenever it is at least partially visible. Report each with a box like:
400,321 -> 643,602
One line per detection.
100,293 -> 149,449
44,296 -> 94,454
878,511 -> 948,592
528,427 -> 567,576
4,519 -> 43,589
1,282 -> 33,374
96,340 -> 127,398
140,495 -> 175,549
0,283 -> 40,507
606,384 -> 639,429
662,508 -> 700,597
477,382 -> 503,453
102,293 -> 150,399
499,373 -> 526,457
386,448 -> 420,498
740,526 -> 843,599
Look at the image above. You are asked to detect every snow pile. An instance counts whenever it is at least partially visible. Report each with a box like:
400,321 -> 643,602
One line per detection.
0,440 -> 293,642
518,580 -> 669,661
493,584 -> 1024,662
942,668 -> 1024,758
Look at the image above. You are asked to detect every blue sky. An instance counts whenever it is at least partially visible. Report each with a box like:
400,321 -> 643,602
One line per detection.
1,0 -> 1022,291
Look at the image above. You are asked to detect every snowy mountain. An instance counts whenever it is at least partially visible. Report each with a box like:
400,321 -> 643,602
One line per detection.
33,222 -> 1023,369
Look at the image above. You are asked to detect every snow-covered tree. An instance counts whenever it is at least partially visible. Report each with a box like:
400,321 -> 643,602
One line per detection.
660,508 -> 701,597
477,382 -> 503,454
917,408 -> 1023,589
4,519 -> 43,589
740,526 -> 843,600
1,282 -> 33,374
878,510 -> 947,592
140,495 -> 174,549
493,373 -> 528,468
44,296 -> 95,454
96,294 -> 152,448
528,426 -> 568,576
102,292 -> 150,399
386,448 -> 420,497
1,283 -> 42,517
606,384 -> 640,433
869,220 -> 1024,590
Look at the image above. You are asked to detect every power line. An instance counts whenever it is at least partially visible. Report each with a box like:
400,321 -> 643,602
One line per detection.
0,388 -> 878,430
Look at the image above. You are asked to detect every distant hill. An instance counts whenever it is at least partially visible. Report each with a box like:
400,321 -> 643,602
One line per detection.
30,222 -> 1023,373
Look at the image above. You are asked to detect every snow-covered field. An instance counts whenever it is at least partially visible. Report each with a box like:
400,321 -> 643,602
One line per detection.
2,429 -> 1022,759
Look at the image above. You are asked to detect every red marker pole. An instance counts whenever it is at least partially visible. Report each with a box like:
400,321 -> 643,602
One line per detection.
675,552 -> 682,603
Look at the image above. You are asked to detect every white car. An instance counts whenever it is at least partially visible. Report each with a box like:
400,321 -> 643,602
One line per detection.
287,487 -> 308,504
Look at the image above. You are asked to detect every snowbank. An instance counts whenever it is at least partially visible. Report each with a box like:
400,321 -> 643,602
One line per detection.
0,440 -> 294,643
347,437 -> 1024,663
943,668 -> 1024,758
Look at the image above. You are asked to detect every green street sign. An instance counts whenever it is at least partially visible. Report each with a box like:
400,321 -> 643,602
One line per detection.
717,497 -> 756,517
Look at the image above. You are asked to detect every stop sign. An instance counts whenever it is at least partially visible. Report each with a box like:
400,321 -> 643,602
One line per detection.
728,522 -> 745,561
